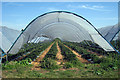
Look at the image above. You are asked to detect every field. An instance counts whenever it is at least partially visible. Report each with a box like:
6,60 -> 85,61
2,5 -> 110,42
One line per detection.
1,38 -> 120,78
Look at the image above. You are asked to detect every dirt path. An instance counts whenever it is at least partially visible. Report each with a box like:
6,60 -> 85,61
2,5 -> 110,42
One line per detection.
56,42 -> 64,65
64,45 -> 89,63
56,42 -> 63,60
31,42 -> 55,66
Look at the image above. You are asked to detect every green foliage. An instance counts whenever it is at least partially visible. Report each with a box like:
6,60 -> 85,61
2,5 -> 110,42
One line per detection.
2,59 -> 32,70
22,42 -> 53,61
64,52 -> 76,62
81,53 -> 91,59
100,63 -> 113,71
27,58 -> 32,62
77,41 -> 107,55
92,56 -> 101,63
63,41 -> 120,72
2,64 -> 15,70
44,42 -> 58,60
2,38 -> 120,78
17,59 -> 30,66
93,68 -> 106,76
2,61 -> 16,70
2,42 -> 53,63
63,62 -> 73,69
99,57 -> 119,71
58,42 -> 77,62
81,52 -> 101,63
41,58 -> 59,69
63,42 -> 84,55
54,38 -> 61,42
28,70 -> 43,77
111,40 -> 120,52
70,59 -> 84,67
59,42 -> 85,68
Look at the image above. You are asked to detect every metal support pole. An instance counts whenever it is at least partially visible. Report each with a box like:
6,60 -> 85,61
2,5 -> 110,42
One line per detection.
6,52 -> 8,61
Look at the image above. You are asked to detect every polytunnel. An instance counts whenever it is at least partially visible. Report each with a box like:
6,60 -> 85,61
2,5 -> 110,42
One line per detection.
0,26 -> 21,53
7,11 -> 116,54
98,24 -> 120,42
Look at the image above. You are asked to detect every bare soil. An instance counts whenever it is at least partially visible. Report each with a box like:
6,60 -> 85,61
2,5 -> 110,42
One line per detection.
56,42 -> 65,65
56,42 -> 63,60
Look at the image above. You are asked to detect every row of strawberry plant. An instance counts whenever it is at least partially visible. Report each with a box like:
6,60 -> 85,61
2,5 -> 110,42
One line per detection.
63,41 -> 102,63
58,42 -> 78,62
3,41 -> 53,63
40,41 -> 60,70
22,41 -> 53,61
64,41 -> 107,55
78,41 -> 108,55
63,41 -> 120,70
17,42 -> 50,61
70,41 -> 107,55
78,41 -> 120,70
72,41 -> 118,56
111,40 -> 120,52
63,42 -> 84,55
44,42 -> 58,60
2,42 -> 45,63
58,42 -> 83,68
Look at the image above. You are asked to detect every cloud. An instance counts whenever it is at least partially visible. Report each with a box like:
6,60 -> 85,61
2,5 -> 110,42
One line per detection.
67,4 -> 111,12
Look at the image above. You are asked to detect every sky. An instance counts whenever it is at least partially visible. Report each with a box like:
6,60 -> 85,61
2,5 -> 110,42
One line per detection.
2,2 -> 118,30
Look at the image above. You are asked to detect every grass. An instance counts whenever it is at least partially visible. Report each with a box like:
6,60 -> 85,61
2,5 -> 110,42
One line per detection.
40,58 -> 60,70
2,62 -> 118,78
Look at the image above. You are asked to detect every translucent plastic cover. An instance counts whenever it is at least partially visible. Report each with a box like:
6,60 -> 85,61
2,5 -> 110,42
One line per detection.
98,24 -> 119,42
7,11 -> 115,54
0,26 -> 21,53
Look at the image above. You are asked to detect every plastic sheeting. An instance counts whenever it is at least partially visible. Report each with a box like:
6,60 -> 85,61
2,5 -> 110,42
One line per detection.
0,26 -> 21,53
98,24 -> 120,42
118,31 -> 120,41
8,11 -> 115,54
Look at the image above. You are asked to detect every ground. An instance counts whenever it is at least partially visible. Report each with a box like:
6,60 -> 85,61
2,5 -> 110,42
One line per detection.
2,39 -> 119,78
